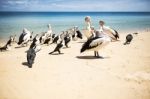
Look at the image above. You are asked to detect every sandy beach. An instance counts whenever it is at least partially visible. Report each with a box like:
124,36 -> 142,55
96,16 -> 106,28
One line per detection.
0,31 -> 150,99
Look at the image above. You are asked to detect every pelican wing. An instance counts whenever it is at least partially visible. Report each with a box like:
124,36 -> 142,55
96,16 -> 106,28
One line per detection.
81,37 -> 103,53
89,37 -> 103,48
113,29 -> 119,39
103,26 -> 119,41
76,30 -> 83,39
18,33 -> 26,45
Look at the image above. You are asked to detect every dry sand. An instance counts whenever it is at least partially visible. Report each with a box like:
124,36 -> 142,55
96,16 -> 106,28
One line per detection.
0,31 -> 150,99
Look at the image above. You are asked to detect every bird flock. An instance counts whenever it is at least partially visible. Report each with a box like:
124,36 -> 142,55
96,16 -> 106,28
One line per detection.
0,24 -> 83,68
0,17 -> 137,68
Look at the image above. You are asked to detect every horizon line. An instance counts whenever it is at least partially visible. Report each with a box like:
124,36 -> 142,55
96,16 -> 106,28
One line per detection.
0,11 -> 150,13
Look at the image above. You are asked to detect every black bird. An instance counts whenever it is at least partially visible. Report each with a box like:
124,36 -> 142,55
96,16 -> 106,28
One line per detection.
124,34 -> 133,45
64,35 -> 71,48
113,30 -> 119,40
29,34 -> 41,53
12,35 -> 17,43
18,33 -> 25,45
39,32 -> 46,44
30,32 -> 33,41
44,37 -> 51,45
76,30 -> 83,39
72,28 -> 83,40
44,34 -> 56,45
133,32 -> 138,35
6,36 -> 13,46
30,34 -> 38,49
52,34 -> 56,38
108,29 -> 119,41
0,46 -> 6,51
0,36 -> 13,52
52,35 -> 59,44
27,48 -> 36,68
49,41 -> 64,54
0,45 -> 10,52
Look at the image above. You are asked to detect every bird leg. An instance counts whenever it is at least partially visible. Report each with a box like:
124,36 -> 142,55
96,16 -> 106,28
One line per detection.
65,44 -> 69,48
58,50 -> 61,54
58,50 -> 64,54
97,51 -> 99,57
96,51 -> 103,58
94,51 -> 97,57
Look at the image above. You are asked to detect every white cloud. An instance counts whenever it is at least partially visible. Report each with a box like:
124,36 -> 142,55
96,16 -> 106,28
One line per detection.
1,0 -> 150,11
7,0 -> 28,5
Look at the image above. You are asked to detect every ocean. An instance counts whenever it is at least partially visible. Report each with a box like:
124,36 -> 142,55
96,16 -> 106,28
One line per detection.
0,12 -> 150,40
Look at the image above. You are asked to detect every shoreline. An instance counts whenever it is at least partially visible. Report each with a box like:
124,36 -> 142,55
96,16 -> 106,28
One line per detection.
0,28 -> 149,44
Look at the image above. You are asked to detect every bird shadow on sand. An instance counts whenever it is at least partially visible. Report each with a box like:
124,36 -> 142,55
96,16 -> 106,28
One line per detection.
76,56 -> 110,59
63,47 -> 70,49
49,53 -> 64,55
15,46 -> 26,49
22,62 -> 30,68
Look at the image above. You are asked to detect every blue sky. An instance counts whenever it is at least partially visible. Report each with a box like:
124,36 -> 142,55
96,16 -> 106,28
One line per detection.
0,0 -> 150,12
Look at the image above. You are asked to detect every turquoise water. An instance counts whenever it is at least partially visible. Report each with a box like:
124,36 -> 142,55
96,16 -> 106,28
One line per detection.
0,12 -> 150,40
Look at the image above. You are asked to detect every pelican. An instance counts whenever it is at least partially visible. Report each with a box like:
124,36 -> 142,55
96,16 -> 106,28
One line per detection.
99,21 -> 119,41
83,16 -> 92,39
72,26 -> 83,40
82,29 -> 92,39
80,30 -> 119,58
39,32 -> 47,44
46,24 -> 52,37
18,28 -> 31,46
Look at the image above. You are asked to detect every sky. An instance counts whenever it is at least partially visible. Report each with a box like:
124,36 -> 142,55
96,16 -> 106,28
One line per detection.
0,0 -> 150,12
